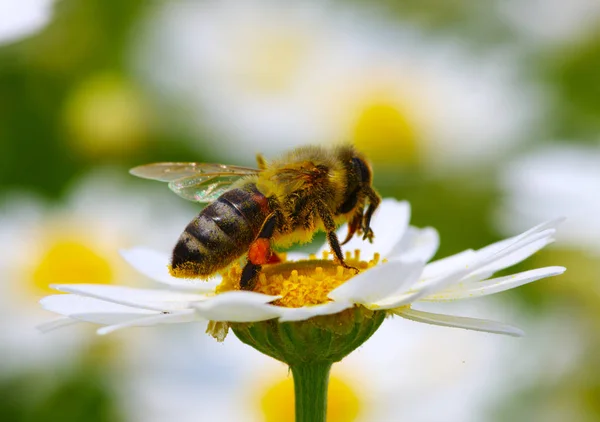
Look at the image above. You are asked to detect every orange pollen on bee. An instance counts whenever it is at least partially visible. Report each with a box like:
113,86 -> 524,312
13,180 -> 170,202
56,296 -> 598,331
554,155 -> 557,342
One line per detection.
249,238 -> 272,265
217,249 -> 382,308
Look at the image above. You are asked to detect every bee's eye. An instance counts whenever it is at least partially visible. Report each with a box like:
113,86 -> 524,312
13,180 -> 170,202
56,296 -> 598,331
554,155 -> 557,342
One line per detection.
352,158 -> 371,183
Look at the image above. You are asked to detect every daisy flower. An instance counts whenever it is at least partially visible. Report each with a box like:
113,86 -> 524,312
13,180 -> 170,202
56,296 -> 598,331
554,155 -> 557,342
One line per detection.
132,0 -> 536,173
497,145 -> 600,254
40,198 -> 564,340
0,0 -> 54,45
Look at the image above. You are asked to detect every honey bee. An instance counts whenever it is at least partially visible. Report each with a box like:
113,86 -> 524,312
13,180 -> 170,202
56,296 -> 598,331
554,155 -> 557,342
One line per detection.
130,145 -> 381,290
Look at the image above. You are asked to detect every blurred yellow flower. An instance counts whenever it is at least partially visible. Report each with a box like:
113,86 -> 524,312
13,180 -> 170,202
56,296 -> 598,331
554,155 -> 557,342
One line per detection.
31,240 -> 114,295
335,74 -> 423,168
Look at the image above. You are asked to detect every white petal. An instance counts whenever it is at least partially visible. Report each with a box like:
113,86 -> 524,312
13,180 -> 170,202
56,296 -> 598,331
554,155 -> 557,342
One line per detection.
375,260 -> 481,309
97,310 -> 197,335
276,301 -> 354,322
193,291 -> 281,322
423,266 -> 566,301
468,234 -> 555,279
367,290 -> 425,310
51,284 -> 208,312
387,226 -> 440,262
392,307 -> 525,337
416,227 -> 558,298
422,250 -> 476,280
480,229 -> 554,263
317,199 -> 410,260
120,248 -> 219,292
477,218 -> 563,258
40,294 -> 157,325
328,260 -> 424,305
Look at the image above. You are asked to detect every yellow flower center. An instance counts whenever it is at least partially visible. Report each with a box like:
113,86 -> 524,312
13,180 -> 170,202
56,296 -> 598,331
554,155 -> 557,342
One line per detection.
217,251 -> 381,308
32,240 -> 113,295
352,100 -> 419,167
260,372 -> 361,422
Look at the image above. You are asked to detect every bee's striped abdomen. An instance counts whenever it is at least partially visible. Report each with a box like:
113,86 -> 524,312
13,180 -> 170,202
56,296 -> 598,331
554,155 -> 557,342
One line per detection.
171,184 -> 270,277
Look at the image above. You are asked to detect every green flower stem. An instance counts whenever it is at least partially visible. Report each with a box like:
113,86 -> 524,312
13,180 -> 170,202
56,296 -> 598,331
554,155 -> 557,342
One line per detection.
290,361 -> 332,422
231,310 -> 385,420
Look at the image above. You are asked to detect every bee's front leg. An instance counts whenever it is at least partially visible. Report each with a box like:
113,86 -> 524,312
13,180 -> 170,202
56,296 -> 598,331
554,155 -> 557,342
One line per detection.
316,202 -> 359,273
240,213 -> 277,290
362,187 -> 381,243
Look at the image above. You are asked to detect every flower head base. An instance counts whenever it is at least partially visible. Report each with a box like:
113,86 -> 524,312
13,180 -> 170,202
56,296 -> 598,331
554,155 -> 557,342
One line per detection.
232,307 -> 385,365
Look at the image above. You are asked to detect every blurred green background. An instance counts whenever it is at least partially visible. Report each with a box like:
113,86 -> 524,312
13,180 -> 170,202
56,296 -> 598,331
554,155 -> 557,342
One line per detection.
1,0 -> 599,421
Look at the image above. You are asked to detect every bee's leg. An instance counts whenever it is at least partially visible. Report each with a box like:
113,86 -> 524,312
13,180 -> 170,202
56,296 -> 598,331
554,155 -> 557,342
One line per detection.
240,262 -> 261,291
362,187 -> 381,243
316,202 -> 358,272
256,153 -> 268,170
341,211 -> 362,245
240,213 -> 277,290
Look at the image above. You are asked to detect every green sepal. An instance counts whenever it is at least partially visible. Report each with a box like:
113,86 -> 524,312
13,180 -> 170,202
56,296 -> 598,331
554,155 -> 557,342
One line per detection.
231,306 -> 385,365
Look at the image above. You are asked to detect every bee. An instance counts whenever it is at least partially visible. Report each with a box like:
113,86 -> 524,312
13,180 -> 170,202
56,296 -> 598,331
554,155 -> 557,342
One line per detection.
130,145 -> 381,290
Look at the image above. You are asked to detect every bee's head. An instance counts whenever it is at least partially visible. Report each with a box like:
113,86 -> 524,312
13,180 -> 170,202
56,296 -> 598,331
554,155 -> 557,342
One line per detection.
337,151 -> 373,214
351,156 -> 372,185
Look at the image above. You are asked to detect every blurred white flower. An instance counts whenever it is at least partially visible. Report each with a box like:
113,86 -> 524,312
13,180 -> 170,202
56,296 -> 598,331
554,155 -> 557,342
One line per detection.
122,302 -> 572,422
0,169 -> 194,376
498,0 -> 600,47
133,0 -> 537,173
497,145 -> 600,253
40,199 -> 563,336
0,0 -> 54,45
120,327 -> 275,422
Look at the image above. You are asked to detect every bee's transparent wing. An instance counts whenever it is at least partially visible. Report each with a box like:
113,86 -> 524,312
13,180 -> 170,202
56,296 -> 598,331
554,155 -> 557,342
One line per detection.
130,162 -> 259,182
168,174 -> 249,203
129,162 -> 260,203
